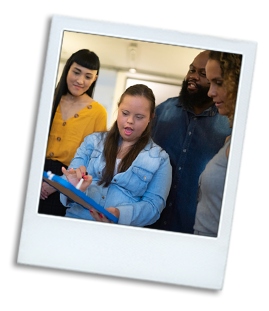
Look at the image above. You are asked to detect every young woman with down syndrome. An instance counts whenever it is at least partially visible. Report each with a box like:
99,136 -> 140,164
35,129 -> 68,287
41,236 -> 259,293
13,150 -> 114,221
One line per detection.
61,84 -> 172,226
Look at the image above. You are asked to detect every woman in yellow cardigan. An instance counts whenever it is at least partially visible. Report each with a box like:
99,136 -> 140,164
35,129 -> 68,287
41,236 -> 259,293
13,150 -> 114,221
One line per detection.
39,49 -> 107,216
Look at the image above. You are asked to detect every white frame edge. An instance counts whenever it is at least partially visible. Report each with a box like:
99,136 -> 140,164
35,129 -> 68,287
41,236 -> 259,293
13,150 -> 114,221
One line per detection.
17,15 -> 257,290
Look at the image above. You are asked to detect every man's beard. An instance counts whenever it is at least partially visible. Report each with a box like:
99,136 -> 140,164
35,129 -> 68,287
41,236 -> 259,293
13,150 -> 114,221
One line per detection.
179,80 -> 211,111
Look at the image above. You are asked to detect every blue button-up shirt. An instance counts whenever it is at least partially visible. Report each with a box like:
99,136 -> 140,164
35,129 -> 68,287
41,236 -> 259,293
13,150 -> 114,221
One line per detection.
60,132 -> 172,227
147,97 -> 231,233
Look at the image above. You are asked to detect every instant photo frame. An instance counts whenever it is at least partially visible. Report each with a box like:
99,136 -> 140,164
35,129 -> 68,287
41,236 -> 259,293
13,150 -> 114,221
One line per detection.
17,15 -> 256,290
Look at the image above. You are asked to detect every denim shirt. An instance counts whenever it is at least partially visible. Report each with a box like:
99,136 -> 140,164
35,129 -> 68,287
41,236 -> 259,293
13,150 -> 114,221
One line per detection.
147,97 -> 231,233
60,132 -> 172,226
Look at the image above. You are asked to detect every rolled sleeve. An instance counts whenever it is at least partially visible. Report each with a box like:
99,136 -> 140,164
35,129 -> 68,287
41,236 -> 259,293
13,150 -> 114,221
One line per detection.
117,204 -> 134,225
60,192 -> 69,207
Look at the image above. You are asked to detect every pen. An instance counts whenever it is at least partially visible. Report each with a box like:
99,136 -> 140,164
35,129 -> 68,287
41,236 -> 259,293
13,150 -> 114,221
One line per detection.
75,172 -> 88,190
76,178 -> 84,190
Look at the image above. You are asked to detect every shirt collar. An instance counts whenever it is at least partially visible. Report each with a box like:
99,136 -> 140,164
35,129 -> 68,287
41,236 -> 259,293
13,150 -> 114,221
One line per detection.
176,97 -> 217,117
117,136 -> 153,152
144,139 -> 154,151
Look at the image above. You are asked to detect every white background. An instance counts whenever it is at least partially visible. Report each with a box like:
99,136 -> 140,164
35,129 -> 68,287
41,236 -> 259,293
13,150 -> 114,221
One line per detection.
18,14 -> 258,292
11,13 -> 259,308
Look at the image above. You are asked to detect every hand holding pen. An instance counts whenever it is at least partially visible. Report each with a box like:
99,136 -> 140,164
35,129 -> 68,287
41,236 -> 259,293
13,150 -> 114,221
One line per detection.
61,166 -> 112,221
61,166 -> 93,193
76,172 -> 89,189
62,166 -> 120,223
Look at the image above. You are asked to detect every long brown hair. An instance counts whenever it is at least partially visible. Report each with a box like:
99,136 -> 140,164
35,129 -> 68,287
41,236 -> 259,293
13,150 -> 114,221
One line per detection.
209,51 -> 242,126
98,84 -> 155,187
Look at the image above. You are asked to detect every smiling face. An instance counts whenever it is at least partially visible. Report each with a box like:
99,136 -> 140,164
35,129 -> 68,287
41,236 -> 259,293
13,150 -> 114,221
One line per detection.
185,51 -> 211,92
180,51 -> 212,113
66,62 -> 98,97
206,59 -> 230,116
117,95 -> 152,144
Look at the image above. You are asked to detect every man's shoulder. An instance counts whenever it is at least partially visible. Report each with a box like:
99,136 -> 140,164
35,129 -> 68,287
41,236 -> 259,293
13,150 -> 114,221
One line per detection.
158,96 -> 179,107
156,96 -> 181,113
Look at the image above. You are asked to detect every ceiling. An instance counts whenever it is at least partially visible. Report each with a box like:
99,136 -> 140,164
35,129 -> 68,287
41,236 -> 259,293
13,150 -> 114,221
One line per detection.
59,31 -> 204,80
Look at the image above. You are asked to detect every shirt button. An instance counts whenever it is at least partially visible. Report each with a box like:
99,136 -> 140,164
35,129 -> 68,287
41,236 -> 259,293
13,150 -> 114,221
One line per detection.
102,196 -> 105,199
57,137 -> 61,141
178,167 -> 182,170
169,203 -> 172,207
74,113 -> 79,118
164,221 -> 167,225
98,172 -> 101,174
174,185 -> 177,189
87,105 -> 92,109
193,117 -> 197,120
114,179 -> 117,182
63,122 -> 66,126
183,149 -> 186,152
49,152 -> 54,157
189,131 -> 192,135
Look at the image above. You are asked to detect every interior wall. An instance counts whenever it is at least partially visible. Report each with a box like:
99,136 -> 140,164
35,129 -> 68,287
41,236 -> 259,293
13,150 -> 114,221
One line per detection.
110,71 -> 182,126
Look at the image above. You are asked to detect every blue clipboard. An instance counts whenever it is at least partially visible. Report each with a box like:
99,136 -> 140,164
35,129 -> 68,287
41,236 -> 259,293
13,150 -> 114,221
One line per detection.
43,171 -> 118,223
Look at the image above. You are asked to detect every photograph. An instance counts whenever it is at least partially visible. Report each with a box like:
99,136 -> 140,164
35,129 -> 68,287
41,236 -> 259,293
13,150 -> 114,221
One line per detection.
17,15 -> 256,290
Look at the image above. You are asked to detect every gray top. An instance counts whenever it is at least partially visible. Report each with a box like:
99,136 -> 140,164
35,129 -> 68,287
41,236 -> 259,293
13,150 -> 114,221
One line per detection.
193,137 -> 231,237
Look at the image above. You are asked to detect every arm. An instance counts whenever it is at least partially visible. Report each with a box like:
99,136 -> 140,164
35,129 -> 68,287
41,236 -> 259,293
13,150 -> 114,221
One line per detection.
224,135 -> 231,143
115,153 -> 172,227
40,181 -> 56,200
231,174 -> 242,237
61,165 -> 119,222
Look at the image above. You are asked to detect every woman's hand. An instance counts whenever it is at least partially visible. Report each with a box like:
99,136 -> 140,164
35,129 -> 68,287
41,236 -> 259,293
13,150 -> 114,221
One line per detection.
40,181 -> 56,200
89,207 -> 120,223
62,166 -> 119,223
99,207 -> 120,223
62,166 -> 93,192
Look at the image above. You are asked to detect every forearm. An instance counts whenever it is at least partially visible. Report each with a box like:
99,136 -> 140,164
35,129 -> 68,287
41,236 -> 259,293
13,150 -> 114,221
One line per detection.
117,155 -> 172,226
116,193 -> 166,226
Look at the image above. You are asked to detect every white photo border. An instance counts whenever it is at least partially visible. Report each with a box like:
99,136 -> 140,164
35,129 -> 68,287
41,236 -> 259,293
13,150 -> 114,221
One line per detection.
17,15 -> 257,290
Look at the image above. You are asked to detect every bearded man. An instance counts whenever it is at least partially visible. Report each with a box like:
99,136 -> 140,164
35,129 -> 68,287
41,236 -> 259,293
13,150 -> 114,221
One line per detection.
147,50 -> 231,234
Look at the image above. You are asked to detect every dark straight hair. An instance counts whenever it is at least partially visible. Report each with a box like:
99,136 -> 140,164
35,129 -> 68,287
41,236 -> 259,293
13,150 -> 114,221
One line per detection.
49,49 -> 100,131
98,84 -> 156,187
